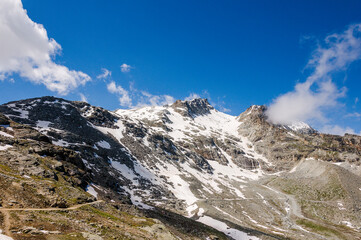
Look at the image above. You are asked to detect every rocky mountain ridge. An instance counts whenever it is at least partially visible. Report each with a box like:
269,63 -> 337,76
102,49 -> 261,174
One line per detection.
0,96 -> 360,240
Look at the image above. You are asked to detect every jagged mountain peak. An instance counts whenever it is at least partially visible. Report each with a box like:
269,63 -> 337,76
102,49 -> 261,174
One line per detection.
171,98 -> 214,118
283,121 -> 317,134
237,104 -> 316,135
236,105 -> 268,128
237,105 -> 266,119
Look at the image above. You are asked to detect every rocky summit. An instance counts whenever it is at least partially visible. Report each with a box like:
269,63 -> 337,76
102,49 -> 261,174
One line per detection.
0,96 -> 360,240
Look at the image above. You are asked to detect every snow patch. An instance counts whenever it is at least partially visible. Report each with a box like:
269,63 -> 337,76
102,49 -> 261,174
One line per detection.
337,202 -> 346,211
86,185 -> 98,198
52,139 -> 70,147
0,144 -> 12,151
94,119 -> 125,141
198,208 -> 205,216
341,221 -> 355,229
122,186 -> 154,210
0,232 -> 14,240
110,160 -> 137,183
11,108 -> 29,119
36,120 -> 52,128
286,121 -> 313,133
167,174 -> 199,206
186,204 -> 198,217
197,215 -> 259,240
0,131 -> 13,138
97,140 -> 111,149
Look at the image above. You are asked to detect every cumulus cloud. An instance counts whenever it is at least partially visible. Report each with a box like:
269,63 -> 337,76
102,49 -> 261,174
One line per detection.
320,125 -> 358,136
0,0 -> 90,95
97,68 -> 111,80
267,80 -> 345,124
106,79 -> 176,108
106,81 -> 232,113
136,91 -> 175,107
107,81 -> 132,107
266,23 -> 361,125
120,63 -> 132,73
184,93 -> 201,101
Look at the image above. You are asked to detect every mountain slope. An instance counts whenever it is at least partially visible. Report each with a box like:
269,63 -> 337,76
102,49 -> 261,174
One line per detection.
0,110 -> 230,240
0,96 -> 360,240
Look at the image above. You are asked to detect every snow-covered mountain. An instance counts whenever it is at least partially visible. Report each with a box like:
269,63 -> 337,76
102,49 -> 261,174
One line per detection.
0,96 -> 360,240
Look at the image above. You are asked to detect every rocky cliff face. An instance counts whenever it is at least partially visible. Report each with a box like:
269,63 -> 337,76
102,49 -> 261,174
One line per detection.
0,96 -> 360,240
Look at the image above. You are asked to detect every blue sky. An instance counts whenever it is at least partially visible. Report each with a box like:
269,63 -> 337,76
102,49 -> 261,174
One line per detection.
1,0 -> 361,135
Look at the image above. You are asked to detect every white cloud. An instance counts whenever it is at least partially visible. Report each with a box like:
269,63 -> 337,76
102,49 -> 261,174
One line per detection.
214,100 -> 232,113
79,93 -> 88,102
345,112 -> 361,118
106,80 -> 176,108
320,125 -> 358,136
106,82 -> 229,113
267,23 -> 361,125
120,63 -> 132,73
0,73 -> 6,81
184,93 -> 201,101
0,0 -> 90,95
137,91 -> 175,107
97,68 -> 111,79
219,106 -> 231,113
267,80 -> 344,124
107,81 -> 132,107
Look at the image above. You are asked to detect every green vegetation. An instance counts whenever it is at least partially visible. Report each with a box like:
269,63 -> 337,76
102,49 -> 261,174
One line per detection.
276,176 -> 346,202
50,233 -> 86,240
83,205 -> 120,221
0,163 -> 13,172
296,219 -> 346,239
83,205 -> 155,228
